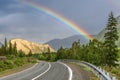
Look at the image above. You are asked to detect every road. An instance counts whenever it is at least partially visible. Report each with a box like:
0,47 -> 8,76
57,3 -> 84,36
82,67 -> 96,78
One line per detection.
0,62 -> 71,80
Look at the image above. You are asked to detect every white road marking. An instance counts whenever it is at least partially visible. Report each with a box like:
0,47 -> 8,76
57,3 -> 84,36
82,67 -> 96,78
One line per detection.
31,63 -> 51,80
59,62 -> 73,80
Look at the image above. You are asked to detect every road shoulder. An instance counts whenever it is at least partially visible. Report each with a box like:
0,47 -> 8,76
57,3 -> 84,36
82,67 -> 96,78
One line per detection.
65,62 -> 98,80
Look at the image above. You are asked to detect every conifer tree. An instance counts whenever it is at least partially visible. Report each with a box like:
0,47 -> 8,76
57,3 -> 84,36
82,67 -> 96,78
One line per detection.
104,12 -> 119,67
57,46 -> 64,59
4,37 -> 8,54
8,41 -> 12,54
13,42 -> 17,55
28,50 -> 32,57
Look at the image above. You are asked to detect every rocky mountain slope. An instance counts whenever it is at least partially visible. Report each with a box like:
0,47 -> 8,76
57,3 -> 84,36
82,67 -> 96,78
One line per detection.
95,16 -> 120,47
10,39 -> 54,54
46,35 -> 90,50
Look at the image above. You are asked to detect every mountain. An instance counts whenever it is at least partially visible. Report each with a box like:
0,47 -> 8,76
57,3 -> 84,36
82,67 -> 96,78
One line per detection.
46,35 -> 90,51
95,15 -> 120,47
10,39 -> 54,54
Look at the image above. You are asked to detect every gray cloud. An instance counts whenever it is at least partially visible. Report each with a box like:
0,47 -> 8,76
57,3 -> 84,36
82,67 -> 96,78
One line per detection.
0,0 -> 119,43
0,13 -> 76,43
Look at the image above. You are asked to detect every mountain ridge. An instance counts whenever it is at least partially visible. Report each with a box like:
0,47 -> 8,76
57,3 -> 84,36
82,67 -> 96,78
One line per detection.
45,35 -> 91,50
10,38 -> 54,54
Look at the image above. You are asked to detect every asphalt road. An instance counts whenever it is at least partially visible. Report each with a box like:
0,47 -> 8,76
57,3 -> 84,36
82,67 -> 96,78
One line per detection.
0,62 -> 70,80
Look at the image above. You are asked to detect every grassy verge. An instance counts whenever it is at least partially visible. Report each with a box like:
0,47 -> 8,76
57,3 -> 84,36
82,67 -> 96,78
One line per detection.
69,62 -> 99,80
100,66 -> 120,80
0,56 -> 37,78
0,63 -> 35,77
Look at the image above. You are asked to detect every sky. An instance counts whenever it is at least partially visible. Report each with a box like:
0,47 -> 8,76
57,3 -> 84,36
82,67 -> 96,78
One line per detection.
0,0 -> 120,43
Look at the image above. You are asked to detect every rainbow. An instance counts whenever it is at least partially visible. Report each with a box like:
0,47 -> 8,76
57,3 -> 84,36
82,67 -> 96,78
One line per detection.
20,0 -> 93,40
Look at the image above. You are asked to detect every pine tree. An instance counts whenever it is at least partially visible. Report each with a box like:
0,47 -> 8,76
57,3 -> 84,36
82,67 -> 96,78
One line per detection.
71,40 -> 81,59
13,42 -> 17,56
4,37 -> 8,54
28,50 -> 32,57
104,12 -> 119,67
57,46 -> 65,59
8,41 -> 12,54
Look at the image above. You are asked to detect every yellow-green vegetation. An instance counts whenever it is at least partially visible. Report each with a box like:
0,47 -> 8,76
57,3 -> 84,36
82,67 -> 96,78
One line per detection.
33,53 -> 57,62
82,66 -> 90,72
0,63 -> 34,77
72,62 -> 91,71
0,56 -> 37,72
118,49 -> 120,60
100,66 -> 120,80
90,73 -> 99,80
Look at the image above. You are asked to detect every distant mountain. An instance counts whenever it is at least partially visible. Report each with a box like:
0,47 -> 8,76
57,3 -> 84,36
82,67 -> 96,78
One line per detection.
46,35 -> 90,51
95,15 -> 120,47
10,39 -> 54,54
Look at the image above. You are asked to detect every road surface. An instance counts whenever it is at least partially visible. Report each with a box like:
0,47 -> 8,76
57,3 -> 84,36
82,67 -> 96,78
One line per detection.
0,62 -> 70,80
0,61 -> 94,80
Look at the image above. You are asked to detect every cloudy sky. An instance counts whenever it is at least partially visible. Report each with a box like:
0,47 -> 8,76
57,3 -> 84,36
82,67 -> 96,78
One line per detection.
0,0 -> 120,43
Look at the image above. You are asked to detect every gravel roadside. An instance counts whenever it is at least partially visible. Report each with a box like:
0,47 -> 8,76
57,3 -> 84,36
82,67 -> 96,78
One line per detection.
66,63 -> 97,80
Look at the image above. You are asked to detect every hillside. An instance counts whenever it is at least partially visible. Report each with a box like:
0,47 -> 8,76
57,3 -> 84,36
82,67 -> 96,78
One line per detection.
10,39 -> 54,54
46,35 -> 90,50
95,15 -> 120,47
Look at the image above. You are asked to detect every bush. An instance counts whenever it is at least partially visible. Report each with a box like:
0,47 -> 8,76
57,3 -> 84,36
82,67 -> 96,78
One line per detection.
38,54 -> 46,60
111,68 -> 119,74
0,61 -> 5,68
0,61 -> 7,71
4,60 -> 14,69
14,58 -> 24,66
7,55 -> 16,60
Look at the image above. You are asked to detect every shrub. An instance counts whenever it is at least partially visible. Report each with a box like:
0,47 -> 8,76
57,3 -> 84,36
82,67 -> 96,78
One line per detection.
14,59 -> 24,66
4,60 -> 14,69
111,67 -> 119,74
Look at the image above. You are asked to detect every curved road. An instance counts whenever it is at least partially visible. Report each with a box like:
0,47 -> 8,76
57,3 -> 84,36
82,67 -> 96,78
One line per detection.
0,62 -> 71,80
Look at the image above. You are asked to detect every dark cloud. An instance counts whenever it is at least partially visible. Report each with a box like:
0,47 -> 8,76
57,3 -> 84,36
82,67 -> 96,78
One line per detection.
0,13 -> 76,43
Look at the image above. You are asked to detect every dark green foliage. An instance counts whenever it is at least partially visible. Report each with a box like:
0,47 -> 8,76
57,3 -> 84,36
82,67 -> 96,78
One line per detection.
8,41 -> 12,55
28,50 -> 32,57
0,39 -> 19,56
0,38 -> 8,55
56,39 -> 106,66
4,37 -> 7,54
12,42 -> 18,56
18,50 -> 25,57
57,47 -> 65,59
104,12 -> 119,67
34,52 -> 57,61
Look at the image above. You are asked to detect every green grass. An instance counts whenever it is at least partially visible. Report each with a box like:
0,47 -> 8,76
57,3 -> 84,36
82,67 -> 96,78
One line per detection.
100,66 -> 120,80
0,56 -> 37,74
69,62 -> 98,80
82,66 -> 91,71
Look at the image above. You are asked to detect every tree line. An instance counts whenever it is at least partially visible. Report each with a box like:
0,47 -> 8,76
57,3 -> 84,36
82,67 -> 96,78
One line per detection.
56,12 -> 119,67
